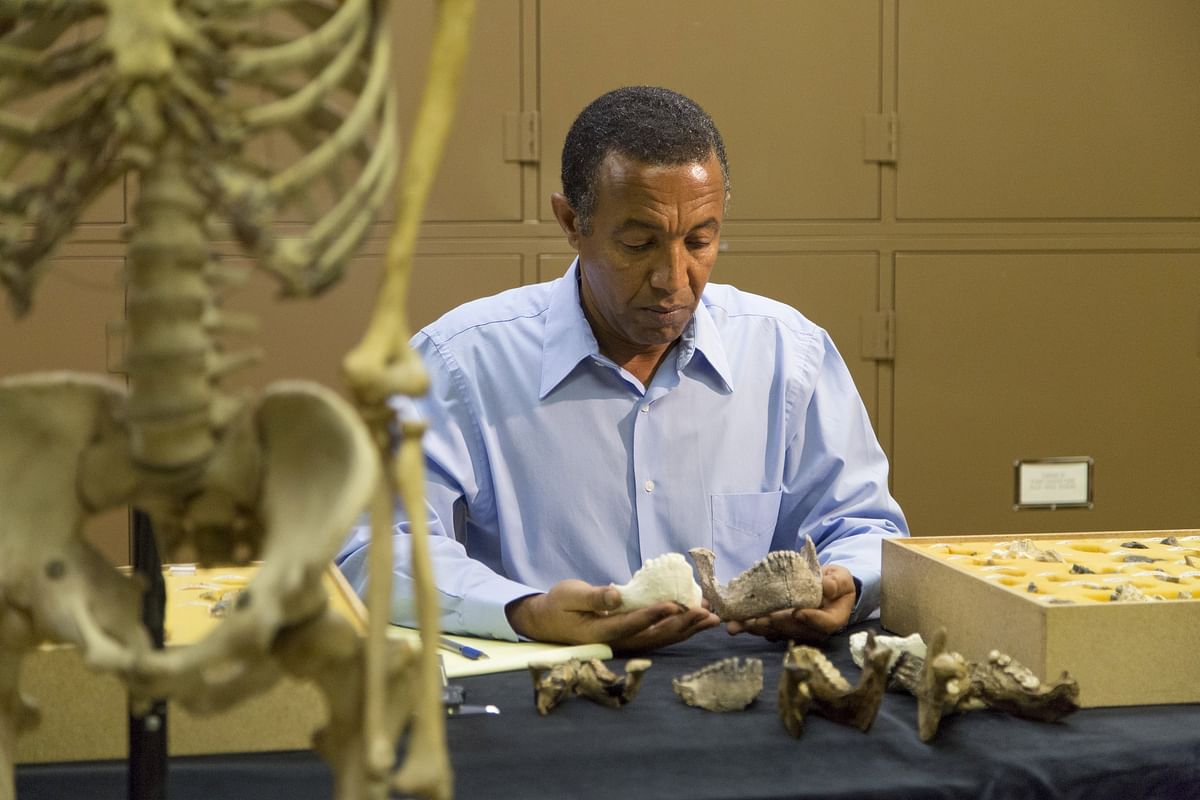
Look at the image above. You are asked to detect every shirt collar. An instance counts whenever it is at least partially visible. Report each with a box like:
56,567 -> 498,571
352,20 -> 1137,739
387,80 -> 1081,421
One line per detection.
686,297 -> 734,393
539,260 -> 598,398
539,259 -> 735,398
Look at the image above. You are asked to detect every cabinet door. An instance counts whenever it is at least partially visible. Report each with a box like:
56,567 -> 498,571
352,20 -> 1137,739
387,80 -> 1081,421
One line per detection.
893,251 -> 1200,536
0,257 -> 124,375
897,0 -> 1200,220
539,0 -> 884,222
715,252 -> 880,426
392,0 -> 524,221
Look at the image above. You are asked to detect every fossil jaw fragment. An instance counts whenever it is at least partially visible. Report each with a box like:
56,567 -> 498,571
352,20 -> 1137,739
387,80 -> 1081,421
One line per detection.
688,537 -> 822,622
866,627 -> 1081,742
848,631 -> 926,690
672,657 -> 763,712
528,658 -> 652,715
611,552 -> 702,612
777,633 -> 891,737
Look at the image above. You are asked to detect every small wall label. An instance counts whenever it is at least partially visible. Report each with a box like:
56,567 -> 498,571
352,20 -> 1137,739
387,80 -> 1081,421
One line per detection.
1014,457 -> 1093,510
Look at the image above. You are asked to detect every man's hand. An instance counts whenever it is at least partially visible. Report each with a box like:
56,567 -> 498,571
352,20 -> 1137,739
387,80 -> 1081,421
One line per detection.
725,564 -> 857,644
506,579 -> 720,653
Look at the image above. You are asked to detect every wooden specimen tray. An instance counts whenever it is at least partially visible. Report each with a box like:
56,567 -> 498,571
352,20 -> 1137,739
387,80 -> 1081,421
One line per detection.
17,563 -> 366,764
881,530 -> 1200,708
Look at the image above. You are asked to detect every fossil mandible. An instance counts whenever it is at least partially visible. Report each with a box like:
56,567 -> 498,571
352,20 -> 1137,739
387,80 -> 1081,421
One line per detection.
689,536 -> 823,621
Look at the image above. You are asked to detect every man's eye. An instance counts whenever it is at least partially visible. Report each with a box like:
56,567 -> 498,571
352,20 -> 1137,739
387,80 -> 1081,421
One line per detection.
621,241 -> 653,251
687,239 -> 712,250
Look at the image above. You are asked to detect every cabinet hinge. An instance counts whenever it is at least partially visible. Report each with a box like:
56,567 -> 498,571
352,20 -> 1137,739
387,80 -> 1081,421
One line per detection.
503,110 -> 540,163
860,310 -> 895,361
863,112 -> 898,164
105,320 -> 127,375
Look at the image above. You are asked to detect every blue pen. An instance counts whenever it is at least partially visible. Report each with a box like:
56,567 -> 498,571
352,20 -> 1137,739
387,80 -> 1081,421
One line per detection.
438,635 -> 488,660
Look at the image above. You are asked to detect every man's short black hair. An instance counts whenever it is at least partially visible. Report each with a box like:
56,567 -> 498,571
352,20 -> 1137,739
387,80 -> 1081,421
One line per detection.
561,86 -> 730,234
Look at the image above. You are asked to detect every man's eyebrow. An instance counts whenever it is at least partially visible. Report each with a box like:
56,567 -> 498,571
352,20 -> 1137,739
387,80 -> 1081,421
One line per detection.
613,219 -> 658,234
613,218 -> 721,234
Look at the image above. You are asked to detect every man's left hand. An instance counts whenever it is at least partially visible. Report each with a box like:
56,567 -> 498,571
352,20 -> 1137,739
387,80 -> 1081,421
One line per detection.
724,564 -> 857,644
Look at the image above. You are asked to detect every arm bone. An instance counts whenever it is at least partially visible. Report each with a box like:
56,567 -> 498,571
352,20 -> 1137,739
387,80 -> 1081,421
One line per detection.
343,0 -> 475,403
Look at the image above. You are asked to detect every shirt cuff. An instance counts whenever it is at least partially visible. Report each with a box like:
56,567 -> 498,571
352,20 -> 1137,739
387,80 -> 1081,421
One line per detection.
446,577 -> 542,642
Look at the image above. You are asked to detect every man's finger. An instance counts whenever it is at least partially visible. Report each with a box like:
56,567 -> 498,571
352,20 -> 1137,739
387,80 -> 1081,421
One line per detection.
587,585 -> 622,615
598,602 -> 677,637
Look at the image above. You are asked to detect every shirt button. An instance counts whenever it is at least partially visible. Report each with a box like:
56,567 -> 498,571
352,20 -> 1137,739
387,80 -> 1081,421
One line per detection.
644,480 -> 655,493
640,404 -> 650,413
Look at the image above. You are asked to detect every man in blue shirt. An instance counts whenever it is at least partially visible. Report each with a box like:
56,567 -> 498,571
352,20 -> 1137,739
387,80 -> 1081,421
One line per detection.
337,86 -> 908,652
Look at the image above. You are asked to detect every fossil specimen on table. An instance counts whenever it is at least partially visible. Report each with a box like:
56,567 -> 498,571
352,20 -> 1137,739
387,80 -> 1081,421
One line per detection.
672,657 -> 763,712
778,632 -> 891,737
850,628 -> 1080,742
848,631 -> 926,691
688,536 -> 822,621
528,658 -> 652,716
612,552 -> 702,612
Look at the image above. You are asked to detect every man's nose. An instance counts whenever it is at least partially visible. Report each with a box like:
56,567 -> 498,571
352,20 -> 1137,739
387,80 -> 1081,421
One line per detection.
649,243 -> 689,292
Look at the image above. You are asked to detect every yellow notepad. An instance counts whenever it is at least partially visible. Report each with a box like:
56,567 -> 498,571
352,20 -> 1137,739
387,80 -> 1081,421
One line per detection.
387,626 -> 612,678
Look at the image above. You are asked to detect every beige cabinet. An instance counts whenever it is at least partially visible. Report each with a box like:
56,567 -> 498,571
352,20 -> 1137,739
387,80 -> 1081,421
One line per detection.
539,0 -> 884,222
391,0 -> 525,221
897,0 -> 1200,220
714,251 -> 881,424
4,1 -> 1200,560
893,252 -> 1200,536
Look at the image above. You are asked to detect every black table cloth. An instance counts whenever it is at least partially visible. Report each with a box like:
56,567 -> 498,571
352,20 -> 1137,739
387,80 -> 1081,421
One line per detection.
18,622 -> 1200,799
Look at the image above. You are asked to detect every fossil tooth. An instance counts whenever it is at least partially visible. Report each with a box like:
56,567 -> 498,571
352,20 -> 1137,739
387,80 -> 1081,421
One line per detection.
672,657 -> 763,712
611,552 -> 702,611
688,536 -> 822,621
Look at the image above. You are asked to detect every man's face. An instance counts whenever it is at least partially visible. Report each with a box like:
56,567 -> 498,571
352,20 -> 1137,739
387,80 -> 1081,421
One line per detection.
554,152 -> 726,365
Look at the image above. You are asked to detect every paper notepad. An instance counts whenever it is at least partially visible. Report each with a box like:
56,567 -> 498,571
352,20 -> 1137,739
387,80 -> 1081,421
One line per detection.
387,626 -> 612,678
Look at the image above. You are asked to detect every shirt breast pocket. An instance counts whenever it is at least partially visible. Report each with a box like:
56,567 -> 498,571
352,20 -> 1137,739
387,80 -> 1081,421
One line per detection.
709,490 -> 782,549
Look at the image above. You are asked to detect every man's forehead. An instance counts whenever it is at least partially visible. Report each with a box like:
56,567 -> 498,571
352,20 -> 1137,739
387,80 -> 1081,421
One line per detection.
598,150 -> 718,181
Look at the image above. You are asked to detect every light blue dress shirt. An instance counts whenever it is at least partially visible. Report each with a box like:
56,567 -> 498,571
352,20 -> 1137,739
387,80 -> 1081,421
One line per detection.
336,261 -> 908,640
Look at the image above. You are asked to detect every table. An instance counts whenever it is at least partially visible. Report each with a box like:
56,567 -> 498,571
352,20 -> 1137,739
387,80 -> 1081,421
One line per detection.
17,621 -> 1200,799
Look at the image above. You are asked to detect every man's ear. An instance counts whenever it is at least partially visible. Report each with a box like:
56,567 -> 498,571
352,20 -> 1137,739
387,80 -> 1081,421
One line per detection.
550,193 -> 582,250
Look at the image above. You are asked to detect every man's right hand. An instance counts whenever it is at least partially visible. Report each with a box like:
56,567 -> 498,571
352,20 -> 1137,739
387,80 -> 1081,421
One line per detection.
505,579 -> 719,654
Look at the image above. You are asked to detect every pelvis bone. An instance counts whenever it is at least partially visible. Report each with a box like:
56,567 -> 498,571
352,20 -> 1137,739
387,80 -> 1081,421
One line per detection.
0,373 -> 378,697
689,537 -> 822,621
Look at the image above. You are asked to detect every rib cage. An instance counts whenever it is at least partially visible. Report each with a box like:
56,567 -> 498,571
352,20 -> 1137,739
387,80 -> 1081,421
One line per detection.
0,0 -> 395,469
0,0 -> 393,309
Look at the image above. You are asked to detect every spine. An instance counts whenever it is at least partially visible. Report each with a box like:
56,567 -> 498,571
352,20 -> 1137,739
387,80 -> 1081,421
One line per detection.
124,142 -> 215,469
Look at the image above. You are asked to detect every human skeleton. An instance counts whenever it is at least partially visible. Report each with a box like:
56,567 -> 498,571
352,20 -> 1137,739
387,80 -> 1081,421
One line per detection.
0,1 -> 472,798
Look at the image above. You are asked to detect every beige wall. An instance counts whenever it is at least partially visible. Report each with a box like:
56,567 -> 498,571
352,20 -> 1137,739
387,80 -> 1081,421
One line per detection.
3,1 -> 1198,562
